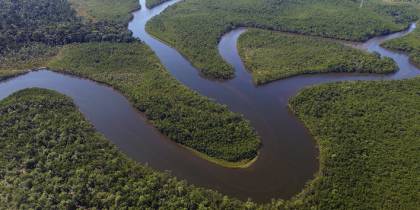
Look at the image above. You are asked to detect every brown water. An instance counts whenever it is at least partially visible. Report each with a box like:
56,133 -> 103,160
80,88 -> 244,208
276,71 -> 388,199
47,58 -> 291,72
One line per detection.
0,0 -> 418,202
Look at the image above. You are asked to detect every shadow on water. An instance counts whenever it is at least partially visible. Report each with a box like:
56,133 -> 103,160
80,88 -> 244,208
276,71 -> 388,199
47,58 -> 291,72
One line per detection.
0,0 -> 418,202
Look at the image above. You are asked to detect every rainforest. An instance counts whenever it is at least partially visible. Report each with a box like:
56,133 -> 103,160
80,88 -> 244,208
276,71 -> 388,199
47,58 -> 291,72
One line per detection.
0,0 -> 419,209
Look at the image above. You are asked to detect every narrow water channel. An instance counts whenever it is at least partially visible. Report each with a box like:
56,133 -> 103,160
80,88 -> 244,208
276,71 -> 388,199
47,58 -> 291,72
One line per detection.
0,0 -> 418,202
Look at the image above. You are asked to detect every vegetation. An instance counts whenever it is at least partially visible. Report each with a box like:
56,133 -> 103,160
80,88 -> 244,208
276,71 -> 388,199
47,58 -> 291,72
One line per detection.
147,0 -> 419,79
69,0 -> 139,23
288,77 -> 420,209
146,0 -> 172,8
382,24 -> 420,66
0,88 -> 257,209
2,0 -> 420,208
238,29 -> 397,84
0,0 -> 135,51
47,42 -> 260,166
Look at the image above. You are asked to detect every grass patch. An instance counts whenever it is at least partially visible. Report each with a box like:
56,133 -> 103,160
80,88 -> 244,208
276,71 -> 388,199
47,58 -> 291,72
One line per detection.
47,42 -> 260,165
0,88 -> 253,209
382,23 -> 420,66
69,0 -> 139,23
288,77 -> 420,209
238,29 -> 397,84
147,0 -> 419,80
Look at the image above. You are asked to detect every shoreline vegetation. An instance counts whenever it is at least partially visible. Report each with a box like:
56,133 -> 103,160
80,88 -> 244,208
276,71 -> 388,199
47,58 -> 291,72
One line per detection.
382,21 -> 420,67
238,29 -> 398,85
147,0 -> 419,80
47,42 -> 260,166
289,77 -> 420,209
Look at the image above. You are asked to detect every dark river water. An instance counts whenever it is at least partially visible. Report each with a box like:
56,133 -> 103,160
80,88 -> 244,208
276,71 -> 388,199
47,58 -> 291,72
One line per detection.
0,0 -> 418,202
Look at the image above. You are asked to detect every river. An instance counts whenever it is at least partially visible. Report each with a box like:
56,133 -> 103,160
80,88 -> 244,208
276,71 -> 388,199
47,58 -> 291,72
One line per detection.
0,0 -> 418,202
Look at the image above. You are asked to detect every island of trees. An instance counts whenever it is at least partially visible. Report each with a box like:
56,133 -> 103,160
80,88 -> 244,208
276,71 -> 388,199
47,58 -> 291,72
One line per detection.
238,29 -> 397,84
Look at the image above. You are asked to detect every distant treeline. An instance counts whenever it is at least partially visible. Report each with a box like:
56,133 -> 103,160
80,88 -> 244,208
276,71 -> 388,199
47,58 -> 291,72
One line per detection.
147,0 -> 419,80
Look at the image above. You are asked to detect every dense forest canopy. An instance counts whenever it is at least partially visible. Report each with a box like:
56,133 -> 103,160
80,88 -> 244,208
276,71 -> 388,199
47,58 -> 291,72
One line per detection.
147,0 -> 419,79
0,0 -> 135,55
1,0 -> 419,208
289,78 -> 420,209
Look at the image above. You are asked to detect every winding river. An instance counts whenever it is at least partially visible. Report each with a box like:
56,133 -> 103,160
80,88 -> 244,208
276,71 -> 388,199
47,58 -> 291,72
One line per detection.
1,0 -> 419,202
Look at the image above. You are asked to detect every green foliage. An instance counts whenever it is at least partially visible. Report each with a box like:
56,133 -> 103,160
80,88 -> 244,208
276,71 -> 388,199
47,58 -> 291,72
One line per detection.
146,0 -> 172,8
69,0 -> 139,23
0,88 -> 254,209
47,42 -> 260,164
289,78 -> 420,209
382,24 -> 420,66
385,0 -> 420,4
238,29 -> 397,84
147,0 -> 419,79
